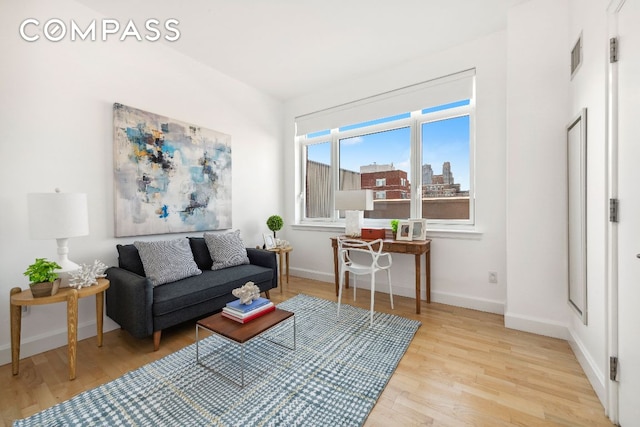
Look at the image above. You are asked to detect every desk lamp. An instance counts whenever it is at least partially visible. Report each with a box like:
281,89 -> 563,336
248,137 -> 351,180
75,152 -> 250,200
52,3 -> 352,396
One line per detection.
335,189 -> 374,237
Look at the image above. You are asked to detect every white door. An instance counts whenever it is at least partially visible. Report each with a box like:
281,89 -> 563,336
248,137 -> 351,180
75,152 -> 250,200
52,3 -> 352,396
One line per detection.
616,0 -> 640,423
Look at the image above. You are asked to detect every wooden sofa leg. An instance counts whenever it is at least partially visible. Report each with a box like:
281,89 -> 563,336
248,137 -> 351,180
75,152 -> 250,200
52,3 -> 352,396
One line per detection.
153,330 -> 161,351
264,290 -> 270,299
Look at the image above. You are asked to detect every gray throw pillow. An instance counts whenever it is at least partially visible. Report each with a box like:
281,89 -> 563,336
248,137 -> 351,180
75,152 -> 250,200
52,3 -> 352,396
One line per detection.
204,230 -> 250,270
134,239 -> 202,286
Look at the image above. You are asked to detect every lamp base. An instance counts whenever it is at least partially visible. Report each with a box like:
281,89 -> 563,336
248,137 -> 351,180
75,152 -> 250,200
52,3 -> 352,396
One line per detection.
344,210 -> 363,237
55,240 -> 82,287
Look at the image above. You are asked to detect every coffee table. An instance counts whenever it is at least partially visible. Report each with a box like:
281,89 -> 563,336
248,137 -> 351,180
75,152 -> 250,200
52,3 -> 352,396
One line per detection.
196,308 -> 295,387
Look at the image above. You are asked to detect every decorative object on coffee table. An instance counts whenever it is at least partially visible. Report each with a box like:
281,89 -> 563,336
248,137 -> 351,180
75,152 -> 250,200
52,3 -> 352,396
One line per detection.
69,260 -> 108,289
231,281 -> 260,305
23,258 -> 62,298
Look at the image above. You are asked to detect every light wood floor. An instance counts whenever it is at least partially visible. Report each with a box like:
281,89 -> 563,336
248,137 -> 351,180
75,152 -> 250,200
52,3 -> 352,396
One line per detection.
1,276 -> 613,426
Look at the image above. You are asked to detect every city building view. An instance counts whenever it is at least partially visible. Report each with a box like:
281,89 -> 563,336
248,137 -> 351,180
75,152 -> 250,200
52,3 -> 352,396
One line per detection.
305,160 -> 470,220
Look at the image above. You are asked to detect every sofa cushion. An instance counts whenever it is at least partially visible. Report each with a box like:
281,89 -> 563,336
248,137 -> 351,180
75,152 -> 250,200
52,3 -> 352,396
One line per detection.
188,237 -> 213,270
152,265 -> 273,317
116,244 -> 145,277
134,239 -> 202,286
204,230 -> 250,270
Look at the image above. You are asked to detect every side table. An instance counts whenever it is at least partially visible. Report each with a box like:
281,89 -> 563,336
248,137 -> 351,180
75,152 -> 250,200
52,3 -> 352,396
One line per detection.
10,278 -> 110,380
267,246 -> 293,293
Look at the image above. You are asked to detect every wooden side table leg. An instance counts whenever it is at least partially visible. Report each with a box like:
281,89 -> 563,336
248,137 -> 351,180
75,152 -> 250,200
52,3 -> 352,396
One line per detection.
67,289 -> 79,380
415,254 -> 421,314
10,287 -> 22,376
96,290 -> 104,347
285,251 -> 290,283
426,249 -> 431,304
278,252 -> 284,293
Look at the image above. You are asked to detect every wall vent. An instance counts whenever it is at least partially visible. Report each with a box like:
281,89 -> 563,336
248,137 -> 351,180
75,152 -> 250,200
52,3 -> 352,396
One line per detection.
571,33 -> 582,79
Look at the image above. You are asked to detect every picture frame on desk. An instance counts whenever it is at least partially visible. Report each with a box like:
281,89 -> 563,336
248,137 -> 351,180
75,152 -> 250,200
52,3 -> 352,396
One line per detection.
263,234 -> 276,249
396,220 -> 413,241
410,218 -> 427,240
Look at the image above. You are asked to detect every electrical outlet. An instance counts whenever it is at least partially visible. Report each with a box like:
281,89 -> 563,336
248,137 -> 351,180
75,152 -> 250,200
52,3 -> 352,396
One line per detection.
488,271 -> 498,284
22,306 -> 30,316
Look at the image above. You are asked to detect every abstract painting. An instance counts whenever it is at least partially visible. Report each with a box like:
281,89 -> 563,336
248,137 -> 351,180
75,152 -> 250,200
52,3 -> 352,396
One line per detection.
113,103 -> 232,237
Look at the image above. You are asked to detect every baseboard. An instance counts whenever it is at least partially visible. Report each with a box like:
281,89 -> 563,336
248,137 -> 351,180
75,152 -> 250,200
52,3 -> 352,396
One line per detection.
290,267 -> 333,284
568,328 -> 607,407
431,291 -> 505,314
0,320 -> 119,367
504,311 -> 569,340
291,268 -> 505,315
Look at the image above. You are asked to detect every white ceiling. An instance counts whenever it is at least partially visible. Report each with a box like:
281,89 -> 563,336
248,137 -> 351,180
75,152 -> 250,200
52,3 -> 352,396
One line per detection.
75,0 -> 526,100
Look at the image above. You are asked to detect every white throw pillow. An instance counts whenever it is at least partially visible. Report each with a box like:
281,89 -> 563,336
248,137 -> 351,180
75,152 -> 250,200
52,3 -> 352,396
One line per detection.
134,239 -> 202,286
204,230 -> 250,270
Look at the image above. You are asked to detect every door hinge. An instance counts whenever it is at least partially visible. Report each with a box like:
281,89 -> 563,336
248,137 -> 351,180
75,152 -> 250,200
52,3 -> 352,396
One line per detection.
610,37 -> 618,63
610,356 -> 619,381
610,198 -> 619,222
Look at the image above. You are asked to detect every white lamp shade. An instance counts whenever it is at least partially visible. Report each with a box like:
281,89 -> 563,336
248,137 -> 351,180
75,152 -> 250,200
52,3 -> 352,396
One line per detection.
335,190 -> 374,211
28,192 -> 89,239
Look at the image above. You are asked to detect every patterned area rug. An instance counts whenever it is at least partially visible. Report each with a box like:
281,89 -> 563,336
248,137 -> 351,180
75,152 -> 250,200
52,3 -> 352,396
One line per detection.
14,294 -> 421,427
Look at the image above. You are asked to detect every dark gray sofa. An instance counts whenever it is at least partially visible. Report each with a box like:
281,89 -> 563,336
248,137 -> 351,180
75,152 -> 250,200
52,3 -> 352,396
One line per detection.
105,237 -> 277,350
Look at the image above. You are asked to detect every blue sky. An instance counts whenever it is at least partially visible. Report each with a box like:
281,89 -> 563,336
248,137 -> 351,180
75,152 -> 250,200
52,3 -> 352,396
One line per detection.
307,102 -> 470,191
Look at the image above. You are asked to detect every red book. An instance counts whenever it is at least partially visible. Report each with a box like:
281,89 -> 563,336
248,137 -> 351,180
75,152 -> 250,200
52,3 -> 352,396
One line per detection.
221,304 -> 276,323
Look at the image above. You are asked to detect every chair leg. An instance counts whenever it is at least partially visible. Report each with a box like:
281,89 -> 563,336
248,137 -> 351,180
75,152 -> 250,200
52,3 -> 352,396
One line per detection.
353,275 -> 357,301
370,273 -> 376,326
338,272 -> 343,317
387,269 -> 394,309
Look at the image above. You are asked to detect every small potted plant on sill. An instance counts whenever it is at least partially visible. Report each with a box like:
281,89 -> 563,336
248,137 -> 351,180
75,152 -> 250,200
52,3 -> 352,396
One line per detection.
23,258 -> 62,298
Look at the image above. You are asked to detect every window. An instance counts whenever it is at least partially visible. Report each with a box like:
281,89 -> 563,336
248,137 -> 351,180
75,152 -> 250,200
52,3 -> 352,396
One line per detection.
298,70 -> 475,226
420,113 -> 471,220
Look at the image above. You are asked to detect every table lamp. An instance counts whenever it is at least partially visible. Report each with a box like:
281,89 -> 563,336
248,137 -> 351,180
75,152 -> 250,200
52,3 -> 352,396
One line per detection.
28,189 -> 89,286
335,189 -> 374,237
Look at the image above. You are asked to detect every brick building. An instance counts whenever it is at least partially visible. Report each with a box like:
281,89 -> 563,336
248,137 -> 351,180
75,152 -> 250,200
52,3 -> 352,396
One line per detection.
359,163 -> 410,200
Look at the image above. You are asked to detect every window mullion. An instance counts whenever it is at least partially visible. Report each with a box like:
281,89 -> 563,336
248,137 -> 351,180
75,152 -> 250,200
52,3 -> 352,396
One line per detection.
331,129 -> 340,221
410,114 -> 421,218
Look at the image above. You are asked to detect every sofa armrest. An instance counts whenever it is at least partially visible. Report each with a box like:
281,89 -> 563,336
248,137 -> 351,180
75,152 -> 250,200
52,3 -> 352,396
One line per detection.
105,266 -> 154,338
246,248 -> 278,289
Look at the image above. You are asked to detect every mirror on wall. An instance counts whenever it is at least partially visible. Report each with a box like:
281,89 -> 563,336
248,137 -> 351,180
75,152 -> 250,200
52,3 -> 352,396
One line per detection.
567,108 -> 587,324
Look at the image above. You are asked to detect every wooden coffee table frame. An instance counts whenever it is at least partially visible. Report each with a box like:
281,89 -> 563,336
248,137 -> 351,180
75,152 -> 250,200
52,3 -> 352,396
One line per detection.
195,308 -> 295,387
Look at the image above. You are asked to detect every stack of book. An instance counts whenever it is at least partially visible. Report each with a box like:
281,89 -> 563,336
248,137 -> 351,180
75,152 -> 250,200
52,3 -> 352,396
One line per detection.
222,297 -> 275,323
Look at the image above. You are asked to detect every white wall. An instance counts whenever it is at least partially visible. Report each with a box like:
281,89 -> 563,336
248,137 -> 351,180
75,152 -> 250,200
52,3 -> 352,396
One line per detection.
566,0 -> 610,406
283,31 -> 508,315
505,0 -> 571,338
0,0 -> 283,365
506,0 -> 610,408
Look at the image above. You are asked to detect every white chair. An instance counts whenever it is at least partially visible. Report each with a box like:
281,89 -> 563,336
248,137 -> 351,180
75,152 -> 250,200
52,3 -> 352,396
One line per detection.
337,237 -> 394,325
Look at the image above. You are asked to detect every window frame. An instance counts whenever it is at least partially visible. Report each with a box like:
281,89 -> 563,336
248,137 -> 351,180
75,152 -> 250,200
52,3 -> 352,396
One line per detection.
298,102 -> 475,228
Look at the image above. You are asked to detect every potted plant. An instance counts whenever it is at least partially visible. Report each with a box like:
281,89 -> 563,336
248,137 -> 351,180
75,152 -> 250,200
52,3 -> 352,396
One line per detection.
266,215 -> 284,238
23,258 -> 62,298
390,219 -> 399,235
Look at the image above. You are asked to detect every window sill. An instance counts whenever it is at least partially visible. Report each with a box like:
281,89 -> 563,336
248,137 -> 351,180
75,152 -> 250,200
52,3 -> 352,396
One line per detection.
292,222 -> 483,240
